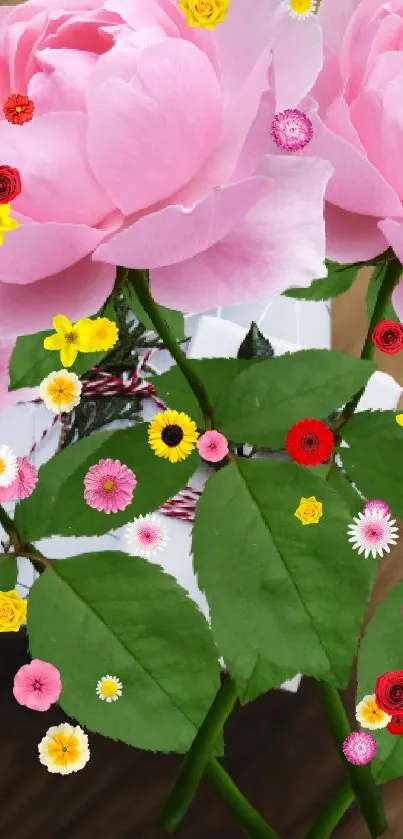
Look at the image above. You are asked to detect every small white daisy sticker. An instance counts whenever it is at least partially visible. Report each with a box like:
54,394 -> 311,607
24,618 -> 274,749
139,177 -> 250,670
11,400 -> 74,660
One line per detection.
283,0 -> 317,19
96,675 -> 123,703
123,513 -> 168,559
0,444 -> 18,488
348,508 -> 399,559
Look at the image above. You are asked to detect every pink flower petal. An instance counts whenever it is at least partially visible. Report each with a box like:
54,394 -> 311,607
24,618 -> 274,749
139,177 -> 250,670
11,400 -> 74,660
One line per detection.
150,155 -> 332,312
93,177 -> 271,270
0,112 -> 114,225
272,13 -> 323,111
325,202 -> 388,264
0,255 -> 116,339
300,101 -> 403,219
87,38 -> 222,215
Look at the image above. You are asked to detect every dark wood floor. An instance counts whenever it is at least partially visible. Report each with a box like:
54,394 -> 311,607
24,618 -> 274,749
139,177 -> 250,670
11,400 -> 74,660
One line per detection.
1,630 -> 402,839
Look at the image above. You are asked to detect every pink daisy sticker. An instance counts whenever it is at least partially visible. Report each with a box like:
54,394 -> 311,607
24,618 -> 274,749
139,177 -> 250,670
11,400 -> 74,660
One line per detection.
13,659 -> 62,712
197,430 -> 229,463
271,109 -> 313,152
342,731 -> 377,766
123,513 -> 168,559
84,458 -> 137,514
0,456 -> 38,502
348,508 -> 399,559
363,499 -> 390,518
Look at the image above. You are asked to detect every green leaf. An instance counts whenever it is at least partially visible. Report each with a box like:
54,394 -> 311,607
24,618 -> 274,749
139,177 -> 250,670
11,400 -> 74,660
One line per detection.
237,322 -> 274,360
341,411 -> 403,446
367,263 -> 400,323
192,459 -> 373,697
325,467 -> 363,518
149,358 -> 253,428
28,552 -> 221,753
283,261 -> 359,301
123,284 -> 185,341
341,437 -> 403,518
0,555 -> 18,590
356,582 -> 403,784
15,423 -> 198,541
214,350 -> 375,448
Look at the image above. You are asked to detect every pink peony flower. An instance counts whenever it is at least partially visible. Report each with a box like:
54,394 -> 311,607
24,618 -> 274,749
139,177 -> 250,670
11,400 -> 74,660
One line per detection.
84,458 -> 136,514
0,0 -> 331,364
0,456 -> 38,501
13,658 -> 62,711
305,0 -> 403,318
197,430 -> 229,462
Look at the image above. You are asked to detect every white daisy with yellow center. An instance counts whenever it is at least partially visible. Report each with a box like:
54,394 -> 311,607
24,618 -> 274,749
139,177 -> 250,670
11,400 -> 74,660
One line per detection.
0,444 -> 18,488
96,675 -> 123,702
283,0 -> 317,19
38,722 -> 90,775
39,369 -> 82,414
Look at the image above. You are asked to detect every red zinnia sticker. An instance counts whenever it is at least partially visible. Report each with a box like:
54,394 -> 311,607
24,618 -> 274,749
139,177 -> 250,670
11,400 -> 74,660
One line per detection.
285,418 -> 334,467
3,93 -> 35,125
372,320 -> 403,355
0,165 -> 22,204
387,715 -> 403,736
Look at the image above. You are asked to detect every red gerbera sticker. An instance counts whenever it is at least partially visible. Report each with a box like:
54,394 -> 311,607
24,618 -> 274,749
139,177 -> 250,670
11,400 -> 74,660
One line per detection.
372,320 -> 403,355
387,715 -> 403,735
286,418 -> 334,467
3,93 -> 35,125
0,165 -> 22,204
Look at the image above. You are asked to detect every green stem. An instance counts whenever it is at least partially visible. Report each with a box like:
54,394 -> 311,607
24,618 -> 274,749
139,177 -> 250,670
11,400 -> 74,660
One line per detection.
128,269 -> 214,426
333,259 -> 402,433
0,503 -> 19,549
159,675 -> 238,832
315,681 -> 387,837
303,779 -> 354,839
205,759 -> 280,839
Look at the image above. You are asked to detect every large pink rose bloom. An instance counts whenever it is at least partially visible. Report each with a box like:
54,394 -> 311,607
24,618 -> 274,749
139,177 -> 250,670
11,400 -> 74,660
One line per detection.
309,0 -> 403,318
0,0 -> 331,336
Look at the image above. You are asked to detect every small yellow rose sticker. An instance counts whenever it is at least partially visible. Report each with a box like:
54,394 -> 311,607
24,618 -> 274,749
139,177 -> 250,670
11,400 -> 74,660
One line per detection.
178,0 -> 231,29
0,589 -> 27,632
294,496 -> 323,526
396,413 -> 403,427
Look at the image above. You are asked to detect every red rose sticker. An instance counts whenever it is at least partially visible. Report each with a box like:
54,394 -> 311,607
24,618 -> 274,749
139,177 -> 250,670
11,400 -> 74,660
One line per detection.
372,320 -> 403,355
387,714 -> 403,735
285,418 -> 334,467
0,166 -> 22,204
375,670 -> 403,715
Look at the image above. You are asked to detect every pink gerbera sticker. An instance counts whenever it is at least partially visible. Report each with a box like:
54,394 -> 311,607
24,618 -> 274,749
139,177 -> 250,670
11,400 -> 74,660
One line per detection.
84,458 -> 137,514
348,508 -> 399,559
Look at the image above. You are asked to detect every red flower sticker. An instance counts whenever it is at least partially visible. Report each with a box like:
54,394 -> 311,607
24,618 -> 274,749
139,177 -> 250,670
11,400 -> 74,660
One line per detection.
3,93 -> 35,125
375,670 -> 403,715
387,714 -> 403,736
285,418 -> 334,467
0,166 -> 21,204
372,320 -> 403,355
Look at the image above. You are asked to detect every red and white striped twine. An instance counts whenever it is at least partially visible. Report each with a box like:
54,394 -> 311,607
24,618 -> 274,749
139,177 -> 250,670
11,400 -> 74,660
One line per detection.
28,351 -> 201,523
